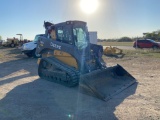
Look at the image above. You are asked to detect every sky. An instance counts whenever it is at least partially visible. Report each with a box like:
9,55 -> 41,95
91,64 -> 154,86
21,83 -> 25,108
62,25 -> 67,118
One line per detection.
0,0 -> 160,40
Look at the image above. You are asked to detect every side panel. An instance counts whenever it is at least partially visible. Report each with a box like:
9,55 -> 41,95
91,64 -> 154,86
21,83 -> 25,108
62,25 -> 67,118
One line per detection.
54,50 -> 78,69
36,37 -> 82,69
40,50 -> 78,69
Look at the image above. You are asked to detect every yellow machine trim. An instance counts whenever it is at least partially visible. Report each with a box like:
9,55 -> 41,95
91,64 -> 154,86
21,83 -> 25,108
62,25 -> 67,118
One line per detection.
54,50 -> 78,69
38,50 -> 78,69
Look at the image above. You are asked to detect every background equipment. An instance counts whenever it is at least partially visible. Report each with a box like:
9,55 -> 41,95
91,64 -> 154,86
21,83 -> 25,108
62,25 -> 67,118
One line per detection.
104,46 -> 124,58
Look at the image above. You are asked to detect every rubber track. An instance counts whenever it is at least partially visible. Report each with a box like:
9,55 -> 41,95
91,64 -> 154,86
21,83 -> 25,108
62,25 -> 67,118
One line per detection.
38,57 -> 80,87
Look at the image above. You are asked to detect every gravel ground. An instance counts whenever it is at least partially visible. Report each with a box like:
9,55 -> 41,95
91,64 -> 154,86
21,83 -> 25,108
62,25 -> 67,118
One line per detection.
0,47 -> 160,120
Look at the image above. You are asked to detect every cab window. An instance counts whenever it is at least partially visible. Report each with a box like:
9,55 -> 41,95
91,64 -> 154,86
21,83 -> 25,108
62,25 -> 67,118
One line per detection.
57,27 -> 72,44
73,28 -> 87,49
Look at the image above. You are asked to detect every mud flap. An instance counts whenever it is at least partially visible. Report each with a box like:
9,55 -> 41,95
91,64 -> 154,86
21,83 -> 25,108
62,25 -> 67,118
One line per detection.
79,64 -> 137,101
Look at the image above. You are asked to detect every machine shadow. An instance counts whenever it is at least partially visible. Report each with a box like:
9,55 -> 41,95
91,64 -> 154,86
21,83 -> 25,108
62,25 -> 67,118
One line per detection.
0,77 -> 138,120
0,57 -> 38,78
77,82 -> 138,120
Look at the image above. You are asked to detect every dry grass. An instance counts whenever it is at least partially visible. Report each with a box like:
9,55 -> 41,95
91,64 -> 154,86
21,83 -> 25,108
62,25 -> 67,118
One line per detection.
123,49 -> 160,58
98,42 -> 133,46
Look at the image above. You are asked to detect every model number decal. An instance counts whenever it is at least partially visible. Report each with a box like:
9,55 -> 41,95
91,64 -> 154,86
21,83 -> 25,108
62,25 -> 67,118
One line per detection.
50,42 -> 61,49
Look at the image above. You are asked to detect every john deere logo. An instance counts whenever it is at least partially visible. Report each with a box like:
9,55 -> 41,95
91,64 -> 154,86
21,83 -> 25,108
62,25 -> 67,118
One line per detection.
50,42 -> 61,49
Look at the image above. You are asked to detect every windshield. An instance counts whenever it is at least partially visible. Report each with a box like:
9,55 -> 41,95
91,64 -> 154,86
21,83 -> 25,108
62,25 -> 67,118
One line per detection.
33,34 -> 45,42
33,35 -> 40,42
73,27 -> 88,49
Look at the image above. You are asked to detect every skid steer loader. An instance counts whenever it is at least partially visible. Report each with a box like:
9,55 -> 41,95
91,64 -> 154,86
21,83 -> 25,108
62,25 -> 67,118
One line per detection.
36,20 -> 136,101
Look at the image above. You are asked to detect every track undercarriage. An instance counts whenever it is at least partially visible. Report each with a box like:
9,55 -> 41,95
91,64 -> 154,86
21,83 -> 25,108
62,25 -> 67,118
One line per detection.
38,57 -> 80,87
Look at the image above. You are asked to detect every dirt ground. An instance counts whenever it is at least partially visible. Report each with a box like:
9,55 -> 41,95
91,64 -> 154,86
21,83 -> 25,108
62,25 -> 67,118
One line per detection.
0,47 -> 160,120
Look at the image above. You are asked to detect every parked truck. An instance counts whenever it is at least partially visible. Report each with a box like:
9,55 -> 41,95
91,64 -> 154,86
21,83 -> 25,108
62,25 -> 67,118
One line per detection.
21,34 -> 45,58
89,31 -> 97,44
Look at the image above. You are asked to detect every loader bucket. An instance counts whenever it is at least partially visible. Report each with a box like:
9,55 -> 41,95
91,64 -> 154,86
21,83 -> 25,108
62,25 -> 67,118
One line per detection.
79,64 -> 137,101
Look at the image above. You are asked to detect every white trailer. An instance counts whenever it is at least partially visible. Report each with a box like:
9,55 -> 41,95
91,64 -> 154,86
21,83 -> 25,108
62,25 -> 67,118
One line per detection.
89,31 -> 97,44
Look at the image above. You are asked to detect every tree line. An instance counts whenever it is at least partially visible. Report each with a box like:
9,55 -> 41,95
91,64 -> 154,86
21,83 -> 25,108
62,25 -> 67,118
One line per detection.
98,30 -> 160,42
98,37 -> 139,42
143,30 -> 160,41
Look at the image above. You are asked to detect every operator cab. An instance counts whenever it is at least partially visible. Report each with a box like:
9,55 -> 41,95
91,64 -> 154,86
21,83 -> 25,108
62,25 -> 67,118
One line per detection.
54,21 -> 89,50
